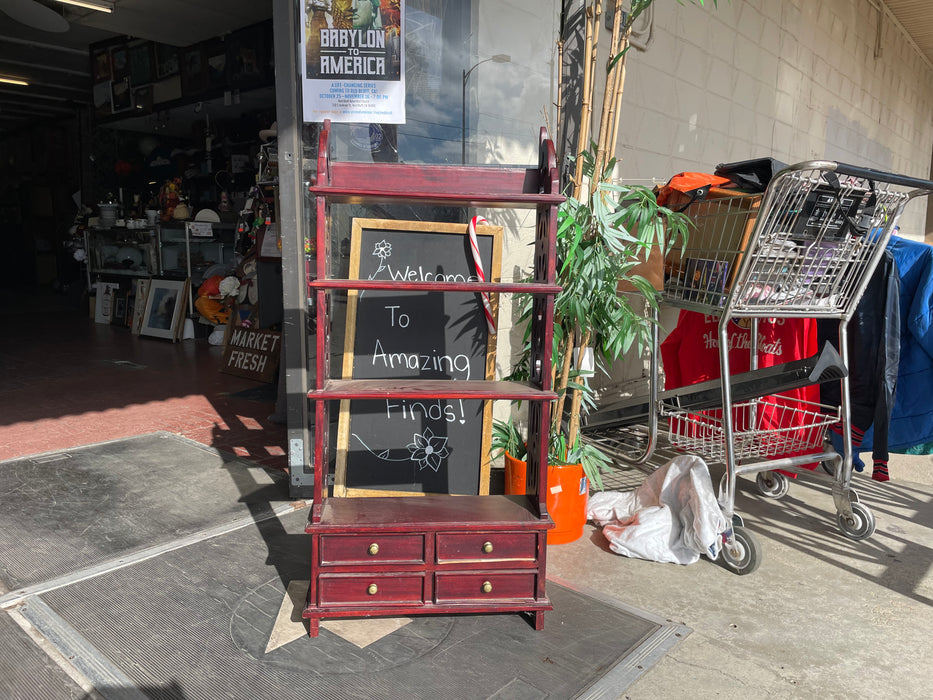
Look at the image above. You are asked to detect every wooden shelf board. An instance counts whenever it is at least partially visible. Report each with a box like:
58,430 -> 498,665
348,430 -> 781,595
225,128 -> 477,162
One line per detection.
308,379 -> 556,401
309,279 -> 560,294
310,494 -> 551,530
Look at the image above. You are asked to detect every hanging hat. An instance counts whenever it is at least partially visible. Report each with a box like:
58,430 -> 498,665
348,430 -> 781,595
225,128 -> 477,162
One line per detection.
259,122 -> 278,142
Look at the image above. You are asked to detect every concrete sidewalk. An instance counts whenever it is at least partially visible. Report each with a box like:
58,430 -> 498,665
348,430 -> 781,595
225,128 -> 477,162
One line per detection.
548,451 -> 933,699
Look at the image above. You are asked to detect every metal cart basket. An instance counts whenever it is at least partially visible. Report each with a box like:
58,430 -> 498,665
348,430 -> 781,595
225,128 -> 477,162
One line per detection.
586,160 -> 933,574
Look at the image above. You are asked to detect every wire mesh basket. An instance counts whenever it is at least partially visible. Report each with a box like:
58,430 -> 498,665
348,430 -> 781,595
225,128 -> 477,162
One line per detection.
664,192 -> 761,307
664,395 -> 839,462
663,167 -> 913,317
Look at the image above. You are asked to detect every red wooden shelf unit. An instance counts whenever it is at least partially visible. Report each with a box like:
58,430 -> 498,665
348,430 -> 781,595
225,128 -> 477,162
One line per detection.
302,120 -> 563,637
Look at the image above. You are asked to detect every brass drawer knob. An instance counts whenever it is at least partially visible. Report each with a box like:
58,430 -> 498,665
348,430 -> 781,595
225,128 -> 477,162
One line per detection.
367,583 -> 378,595
367,543 -> 380,556
481,581 -> 492,594
482,541 -> 493,554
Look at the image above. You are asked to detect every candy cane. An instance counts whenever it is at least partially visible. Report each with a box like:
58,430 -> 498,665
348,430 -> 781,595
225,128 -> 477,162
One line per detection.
468,215 -> 496,335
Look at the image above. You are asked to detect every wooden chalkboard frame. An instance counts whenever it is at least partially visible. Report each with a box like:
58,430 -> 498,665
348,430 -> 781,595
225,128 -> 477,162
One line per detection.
335,218 -> 502,498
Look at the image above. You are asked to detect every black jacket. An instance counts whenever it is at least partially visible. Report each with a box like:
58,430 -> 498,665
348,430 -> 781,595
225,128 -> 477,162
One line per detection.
817,249 -> 900,462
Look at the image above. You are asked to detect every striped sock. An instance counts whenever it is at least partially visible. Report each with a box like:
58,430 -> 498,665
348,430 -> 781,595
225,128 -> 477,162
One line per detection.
872,461 -> 890,482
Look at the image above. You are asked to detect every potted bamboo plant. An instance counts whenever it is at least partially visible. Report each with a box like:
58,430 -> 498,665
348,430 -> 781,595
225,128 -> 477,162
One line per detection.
492,147 -> 690,542
491,0 -> 704,543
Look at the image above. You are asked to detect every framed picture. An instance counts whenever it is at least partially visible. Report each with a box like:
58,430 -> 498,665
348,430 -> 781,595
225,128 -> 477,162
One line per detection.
131,278 -> 151,335
152,76 -> 182,105
180,46 -> 206,96
94,282 -> 120,324
109,44 -> 129,80
125,289 -> 136,328
227,26 -> 266,87
92,47 -> 111,82
133,85 -> 153,113
111,292 -> 128,326
111,77 -> 132,113
140,278 -> 188,341
128,42 -> 154,86
155,43 -> 179,79
204,40 -> 227,89
92,81 -> 112,117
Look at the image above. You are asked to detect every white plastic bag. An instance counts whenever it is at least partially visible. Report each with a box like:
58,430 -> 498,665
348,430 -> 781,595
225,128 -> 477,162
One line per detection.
587,455 -> 726,565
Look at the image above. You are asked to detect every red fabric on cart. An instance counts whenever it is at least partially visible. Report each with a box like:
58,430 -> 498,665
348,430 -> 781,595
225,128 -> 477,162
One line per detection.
655,172 -> 731,207
661,310 -> 820,468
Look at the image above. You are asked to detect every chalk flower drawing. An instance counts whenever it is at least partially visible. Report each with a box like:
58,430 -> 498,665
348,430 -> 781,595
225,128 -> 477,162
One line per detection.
374,239 -> 392,259
360,239 -> 393,299
369,239 -> 392,279
407,428 -> 450,472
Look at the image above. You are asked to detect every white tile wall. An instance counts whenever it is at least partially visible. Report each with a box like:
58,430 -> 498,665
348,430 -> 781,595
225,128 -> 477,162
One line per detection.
481,0 -> 933,409
608,0 -> 933,239
577,0 -> 933,398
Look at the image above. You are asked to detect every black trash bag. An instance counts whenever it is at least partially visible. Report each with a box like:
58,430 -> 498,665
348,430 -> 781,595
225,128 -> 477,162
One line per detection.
714,157 -> 789,193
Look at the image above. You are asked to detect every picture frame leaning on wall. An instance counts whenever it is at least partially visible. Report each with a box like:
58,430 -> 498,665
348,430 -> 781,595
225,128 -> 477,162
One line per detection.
140,278 -> 189,341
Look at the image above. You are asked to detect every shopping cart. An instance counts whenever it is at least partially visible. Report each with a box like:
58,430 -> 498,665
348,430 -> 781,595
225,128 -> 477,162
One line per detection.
584,161 -> 933,574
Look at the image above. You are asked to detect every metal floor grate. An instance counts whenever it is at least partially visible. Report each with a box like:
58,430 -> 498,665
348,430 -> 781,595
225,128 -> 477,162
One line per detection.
0,610 -> 88,700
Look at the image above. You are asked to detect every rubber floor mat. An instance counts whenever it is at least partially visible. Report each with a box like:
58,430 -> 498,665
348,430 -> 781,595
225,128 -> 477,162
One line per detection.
33,509 -> 687,700
0,432 -> 289,590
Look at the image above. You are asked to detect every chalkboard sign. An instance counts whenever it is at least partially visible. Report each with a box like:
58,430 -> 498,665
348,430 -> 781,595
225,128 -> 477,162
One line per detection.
335,218 -> 502,497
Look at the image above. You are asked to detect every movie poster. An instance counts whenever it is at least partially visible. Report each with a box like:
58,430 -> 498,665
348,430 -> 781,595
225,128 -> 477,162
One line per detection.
301,0 -> 405,124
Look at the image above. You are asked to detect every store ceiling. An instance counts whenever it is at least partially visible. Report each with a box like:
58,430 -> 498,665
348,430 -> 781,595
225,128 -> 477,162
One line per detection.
0,0 -> 272,136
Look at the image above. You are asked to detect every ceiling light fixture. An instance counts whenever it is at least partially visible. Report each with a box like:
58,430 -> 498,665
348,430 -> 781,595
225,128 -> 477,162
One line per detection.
0,76 -> 29,86
50,0 -> 115,13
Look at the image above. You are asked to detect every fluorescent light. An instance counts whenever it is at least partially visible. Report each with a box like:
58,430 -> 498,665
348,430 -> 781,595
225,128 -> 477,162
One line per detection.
50,0 -> 114,13
0,77 -> 29,86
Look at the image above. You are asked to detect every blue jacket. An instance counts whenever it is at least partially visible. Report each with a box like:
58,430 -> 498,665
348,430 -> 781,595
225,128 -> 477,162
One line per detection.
861,236 -> 933,453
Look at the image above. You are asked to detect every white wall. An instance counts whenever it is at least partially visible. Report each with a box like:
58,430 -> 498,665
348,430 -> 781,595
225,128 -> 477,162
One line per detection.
571,0 -> 933,400
616,0 -> 933,238
467,0 -> 933,408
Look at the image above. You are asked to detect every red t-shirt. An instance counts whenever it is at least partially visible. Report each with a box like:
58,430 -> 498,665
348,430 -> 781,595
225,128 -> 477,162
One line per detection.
661,310 -> 821,466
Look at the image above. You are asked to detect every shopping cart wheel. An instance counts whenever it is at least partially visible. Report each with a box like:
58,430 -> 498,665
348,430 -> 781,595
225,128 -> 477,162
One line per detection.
756,471 -> 789,499
719,526 -> 762,575
837,502 -> 876,540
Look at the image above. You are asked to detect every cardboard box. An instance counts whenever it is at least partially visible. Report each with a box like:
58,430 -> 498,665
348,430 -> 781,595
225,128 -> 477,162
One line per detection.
665,188 -> 762,294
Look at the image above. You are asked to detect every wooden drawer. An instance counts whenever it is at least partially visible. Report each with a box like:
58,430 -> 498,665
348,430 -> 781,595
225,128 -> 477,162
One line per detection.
317,574 -> 425,606
319,533 -> 425,565
434,572 -> 537,602
436,532 -> 537,563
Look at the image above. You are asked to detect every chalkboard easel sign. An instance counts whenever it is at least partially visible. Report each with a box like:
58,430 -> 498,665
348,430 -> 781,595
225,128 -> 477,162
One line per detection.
335,218 -> 502,498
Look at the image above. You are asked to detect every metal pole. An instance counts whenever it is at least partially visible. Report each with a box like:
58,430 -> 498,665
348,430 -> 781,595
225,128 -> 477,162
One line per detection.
461,55 -> 510,164
461,68 -> 467,163
273,0 -> 312,498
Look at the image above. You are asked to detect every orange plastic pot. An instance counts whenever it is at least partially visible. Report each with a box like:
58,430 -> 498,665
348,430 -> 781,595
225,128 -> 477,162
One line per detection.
503,451 -> 588,544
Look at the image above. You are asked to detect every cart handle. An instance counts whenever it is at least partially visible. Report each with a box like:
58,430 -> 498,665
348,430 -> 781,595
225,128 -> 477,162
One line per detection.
779,160 -> 933,193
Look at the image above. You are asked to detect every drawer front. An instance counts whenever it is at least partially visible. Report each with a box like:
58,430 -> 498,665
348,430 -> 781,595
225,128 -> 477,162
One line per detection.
318,574 -> 425,606
434,572 -> 537,602
319,534 -> 425,565
436,532 -> 537,563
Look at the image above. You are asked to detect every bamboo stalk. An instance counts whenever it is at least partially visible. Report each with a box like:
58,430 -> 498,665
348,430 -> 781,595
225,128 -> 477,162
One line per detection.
555,38 -> 563,157
573,1 -> 599,199
607,29 -> 631,161
566,329 -> 592,449
593,0 -> 625,179
552,326 -> 575,437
